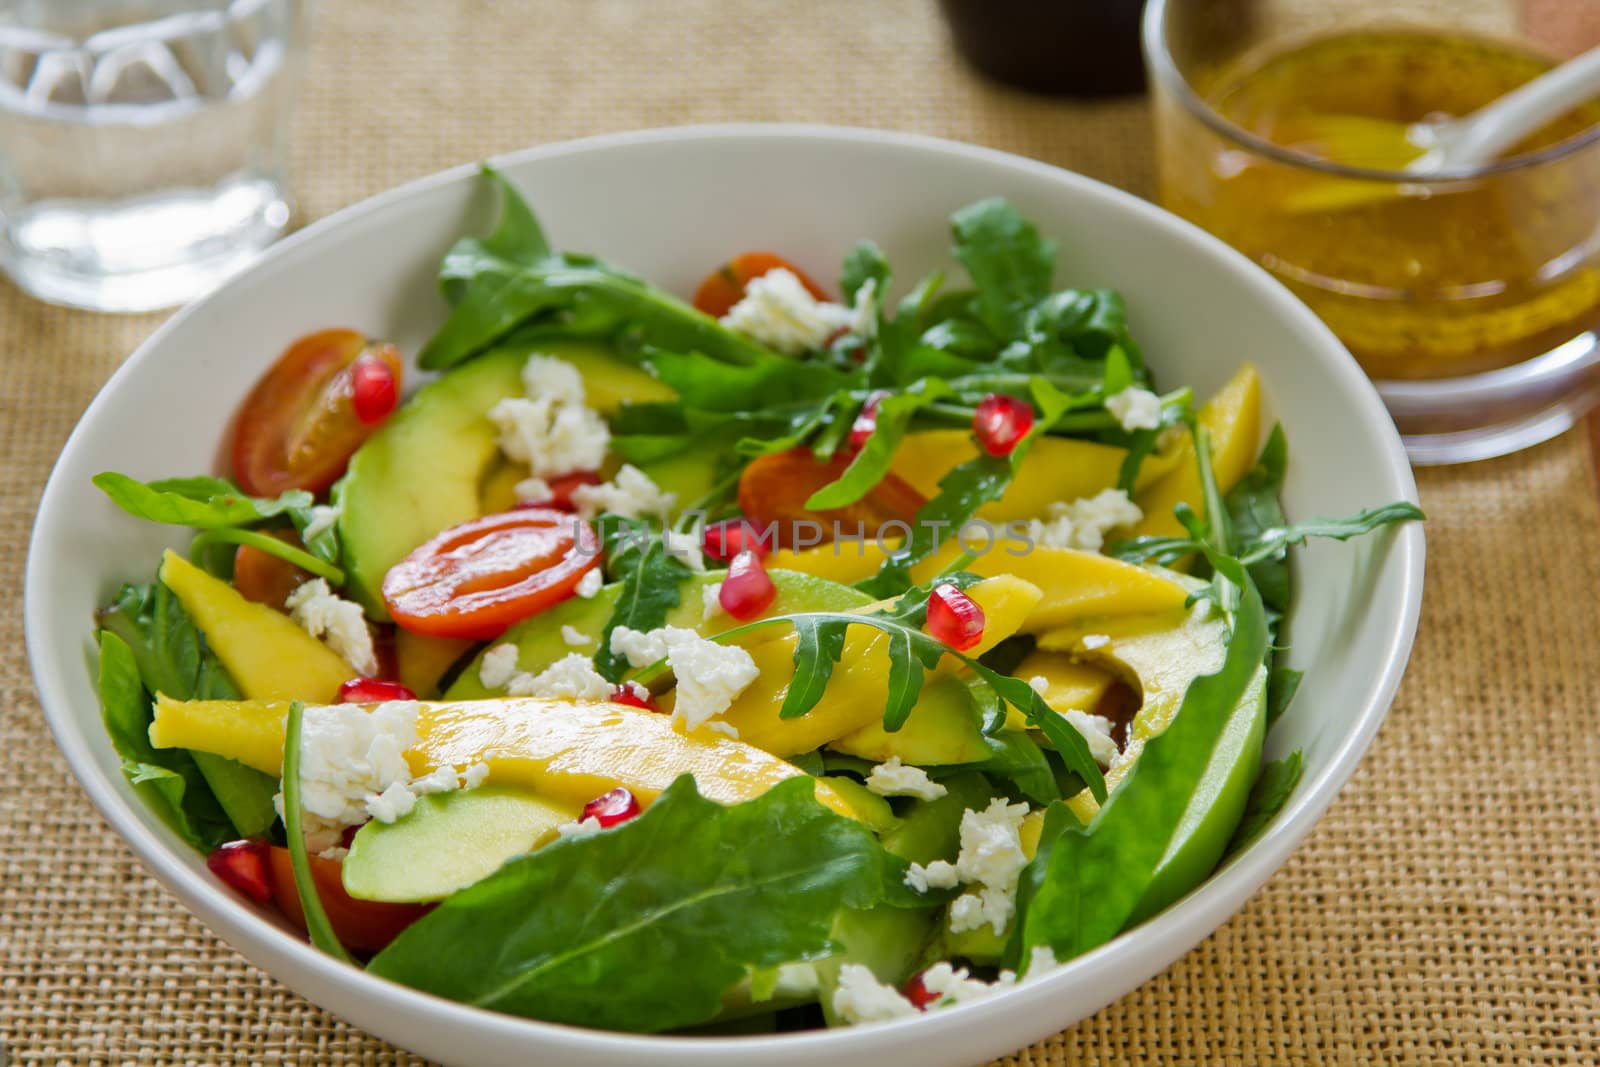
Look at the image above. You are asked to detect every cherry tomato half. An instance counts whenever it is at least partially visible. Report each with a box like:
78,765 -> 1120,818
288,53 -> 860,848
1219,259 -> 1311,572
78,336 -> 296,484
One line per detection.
381,509 -> 602,640
232,530 -> 313,609
266,846 -> 428,954
691,252 -> 831,318
737,448 -> 927,549
230,328 -> 404,497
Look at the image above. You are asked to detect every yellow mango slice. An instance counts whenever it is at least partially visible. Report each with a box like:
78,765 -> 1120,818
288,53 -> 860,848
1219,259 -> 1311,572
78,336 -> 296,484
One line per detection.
158,550 -> 352,703
148,694 -> 859,819
1008,650 -> 1116,731
718,575 -> 1041,757
766,542 -> 1189,635
394,628 -> 475,699
1127,364 -> 1262,540
888,431 -> 1179,523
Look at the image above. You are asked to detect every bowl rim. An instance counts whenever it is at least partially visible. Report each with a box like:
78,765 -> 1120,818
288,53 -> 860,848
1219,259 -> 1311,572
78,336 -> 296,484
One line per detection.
25,122 -> 1424,1061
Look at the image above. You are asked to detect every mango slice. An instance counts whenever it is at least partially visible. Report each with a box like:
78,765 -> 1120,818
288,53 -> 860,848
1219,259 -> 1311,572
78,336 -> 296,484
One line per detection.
717,575 -> 1041,757
158,550 -> 352,703
765,542 -> 1189,635
147,694 -> 859,818
1127,364 -> 1261,540
888,431 -> 1179,523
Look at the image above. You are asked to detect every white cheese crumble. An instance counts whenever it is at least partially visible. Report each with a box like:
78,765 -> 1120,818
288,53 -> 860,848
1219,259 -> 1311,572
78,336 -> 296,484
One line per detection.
1066,710 -> 1119,768
945,798 -> 1033,936
720,267 -> 856,355
1081,633 -> 1110,650
904,859 -> 961,894
702,581 -> 724,621
274,701 -> 417,856
478,643 -> 521,690
521,353 -> 587,407
1024,488 -> 1144,552
704,720 -> 741,740
561,624 -> 593,648
504,652 -> 613,701
1105,386 -> 1163,432
831,964 -> 919,1024
555,815 -> 604,839
513,475 -> 551,503
661,528 -> 707,573
1028,674 -> 1049,695
299,504 -> 340,543
865,757 -> 947,801
489,394 -> 610,480
570,463 -> 677,521
284,578 -> 378,677
462,761 -> 490,789
575,567 -> 604,599
608,625 -> 759,731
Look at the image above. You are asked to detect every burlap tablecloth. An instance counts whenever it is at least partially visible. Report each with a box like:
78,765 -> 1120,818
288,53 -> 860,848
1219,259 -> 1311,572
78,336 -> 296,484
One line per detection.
4,2 -> 1599,1063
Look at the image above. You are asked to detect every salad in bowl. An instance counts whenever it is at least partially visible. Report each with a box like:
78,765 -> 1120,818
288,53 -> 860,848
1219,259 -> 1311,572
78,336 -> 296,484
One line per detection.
86,167 -> 1420,1034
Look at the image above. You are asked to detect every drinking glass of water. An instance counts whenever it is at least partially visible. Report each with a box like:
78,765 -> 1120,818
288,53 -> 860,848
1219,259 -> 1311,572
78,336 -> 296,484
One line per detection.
0,0 -> 307,312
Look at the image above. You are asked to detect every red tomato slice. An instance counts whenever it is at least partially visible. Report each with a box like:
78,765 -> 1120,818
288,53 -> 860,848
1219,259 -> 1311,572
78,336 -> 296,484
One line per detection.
232,530 -> 312,609
230,328 -> 404,497
692,252 -> 831,318
381,509 -> 602,640
266,846 -> 428,954
737,448 -> 926,549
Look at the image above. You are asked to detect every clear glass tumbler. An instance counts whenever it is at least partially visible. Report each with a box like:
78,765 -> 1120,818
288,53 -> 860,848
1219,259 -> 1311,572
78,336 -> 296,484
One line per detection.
0,0 -> 306,313
1143,0 -> 1600,464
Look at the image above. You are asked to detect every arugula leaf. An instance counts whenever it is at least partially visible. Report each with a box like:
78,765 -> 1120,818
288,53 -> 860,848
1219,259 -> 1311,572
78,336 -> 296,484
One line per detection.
1238,502 -> 1426,566
804,379 -> 951,510
94,472 -> 311,529
592,516 -> 695,682
1228,750 -> 1303,851
367,775 -> 904,1032
978,730 -> 1060,806
1266,666 -> 1303,729
648,348 -> 856,413
779,616 -> 848,720
282,701 -> 353,962
97,632 -> 233,850
1225,424 -> 1291,610
1017,556 -> 1269,964
439,165 -> 553,304
950,198 -> 1057,337
186,527 -> 344,585
840,239 -> 891,304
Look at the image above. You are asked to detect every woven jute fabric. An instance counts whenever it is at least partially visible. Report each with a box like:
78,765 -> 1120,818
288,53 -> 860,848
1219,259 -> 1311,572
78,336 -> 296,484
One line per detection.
4,2 -> 1599,1063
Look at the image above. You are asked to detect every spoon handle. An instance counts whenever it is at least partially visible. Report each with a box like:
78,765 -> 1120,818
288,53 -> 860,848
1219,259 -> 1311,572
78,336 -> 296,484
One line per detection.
1441,43 -> 1600,168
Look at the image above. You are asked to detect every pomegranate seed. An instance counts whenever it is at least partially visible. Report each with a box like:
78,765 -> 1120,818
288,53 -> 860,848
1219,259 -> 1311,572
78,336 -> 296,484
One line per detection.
848,390 -> 890,451
903,971 -> 941,1011
206,839 -> 274,903
350,353 -> 399,426
338,677 -> 417,703
926,583 -> 985,651
702,518 -> 773,563
516,470 -> 601,511
581,787 -> 641,828
972,393 -> 1035,457
611,681 -> 659,712
719,551 -> 777,620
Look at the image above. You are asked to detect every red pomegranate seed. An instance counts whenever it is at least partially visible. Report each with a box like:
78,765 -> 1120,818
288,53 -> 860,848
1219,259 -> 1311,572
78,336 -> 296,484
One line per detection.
610,681 -> 659,712
972,393 -> 1035,457
926,583 -> 985,651
516,470 -> 601,511
337,677 -> 417,703
581,787 -> 641,828
702,518 -> 773,562
350,353 -> 399,426
206,839 -> 274,903
903,971 -> 941,1011
719,550 -> 777,620
848,390 -> 890,451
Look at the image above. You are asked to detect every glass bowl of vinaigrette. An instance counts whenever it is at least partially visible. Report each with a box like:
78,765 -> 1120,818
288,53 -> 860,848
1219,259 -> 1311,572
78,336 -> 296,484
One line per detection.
1144,0 -> 1600,463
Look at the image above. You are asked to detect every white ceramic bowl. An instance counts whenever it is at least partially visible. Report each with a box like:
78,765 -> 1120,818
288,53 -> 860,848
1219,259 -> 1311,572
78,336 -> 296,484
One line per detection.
26,126 -> 1423,1067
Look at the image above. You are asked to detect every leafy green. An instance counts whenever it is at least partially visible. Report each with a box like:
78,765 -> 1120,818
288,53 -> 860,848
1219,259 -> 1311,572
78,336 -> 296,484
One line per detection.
840,239 -> 891,304
592,516 -> 696,681
1266,666 -> 1303,729
950,198 -> 1057,337
96,632 -> 233,850
978,730 -> 1059,805
93,472 -> 312,529
367,775 -> 906,1032
97,582 -> 279,837
1229,750 -> 1303,851
1225,424 -> 1290,609
186,527 -> 344,585
804,380 -> 952,510
648,348 -> 853,414
1237,503 -> 1426,566
282,702 -> 353,962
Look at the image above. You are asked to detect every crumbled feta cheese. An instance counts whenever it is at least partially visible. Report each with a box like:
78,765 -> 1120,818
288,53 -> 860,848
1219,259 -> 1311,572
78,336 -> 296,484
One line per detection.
1024,488 -> 1144,552
274,701 -> 421,855
617,680 -> 652,704
702,581 -> 724,621
1065,710 -> 1119,768
944,798 -> 1032,936
576,567 -> 604,598
570,463 -> 677,521
1081,633 -> 1110,650
561,624 -> 592,647
1106,386 -> 1163,432
521,353 -> 587,407
662,529 -> 707,573
489,394 -> 610,480
1022,945 -> 1062,980
299,504 -> 340,543
284,579 -> 378,677
1028,674 -> 1049,695
720,268 -> 856,355
462,761 -> 490,789
904,858 -> 961,894
704,720 -> 741,740
918,962 -> 1001,1005
555,816 -> 604,839
505,652 -> 613,701
831,963 -> 918,1024
608,625 -> 758,730
478,643 -> 521,690
866,756 -> 947,800
410,765 -> 463,796
513,475 -> 551,503
367,779 -> 417,823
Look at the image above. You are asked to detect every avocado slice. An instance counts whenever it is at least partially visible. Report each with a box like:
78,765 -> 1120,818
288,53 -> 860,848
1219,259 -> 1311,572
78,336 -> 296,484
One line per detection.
336,338 -> 691,617
342,785 -> 578,902
826,675 -> 989,766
